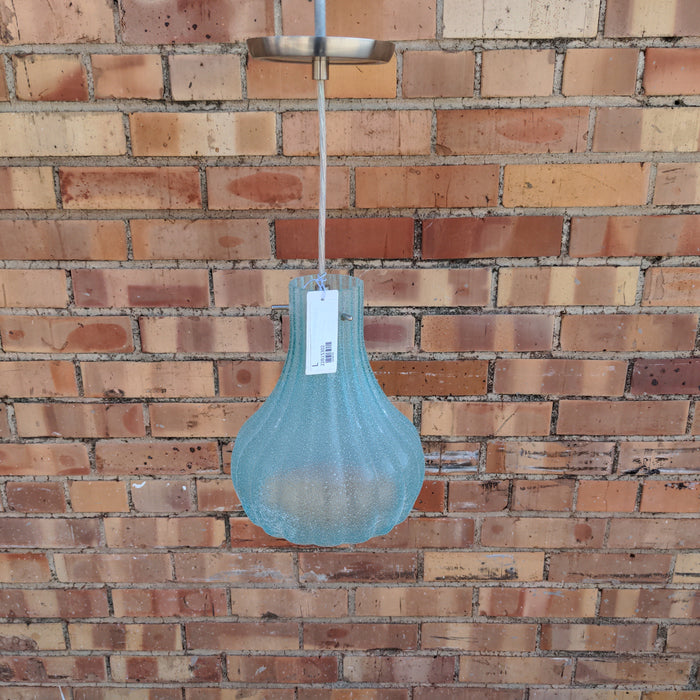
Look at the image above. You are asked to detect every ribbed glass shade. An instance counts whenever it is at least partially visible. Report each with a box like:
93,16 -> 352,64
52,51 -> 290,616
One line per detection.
231,274 -> 425,546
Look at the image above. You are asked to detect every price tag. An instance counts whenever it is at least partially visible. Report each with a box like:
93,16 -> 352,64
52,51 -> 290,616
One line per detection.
306,290 -> 338,375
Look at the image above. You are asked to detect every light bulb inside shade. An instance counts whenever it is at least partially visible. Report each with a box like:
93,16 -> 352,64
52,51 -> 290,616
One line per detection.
231,274 -> 425,546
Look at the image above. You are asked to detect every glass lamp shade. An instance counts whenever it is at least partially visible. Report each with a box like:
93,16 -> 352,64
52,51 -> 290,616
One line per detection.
231,274 -> 425,546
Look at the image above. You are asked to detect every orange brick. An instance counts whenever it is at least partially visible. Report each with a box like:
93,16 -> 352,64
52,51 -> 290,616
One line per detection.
326,58 -> 398,99
55,553 -> 172,583
542,623 -> 656,652
479,587 -> 597,618
487,440 -> 615,475
422,622 -> 536,651
0,517 -> 100,548
229,655 -> 337,683
355,586 -> 471,617
512,480 -> 575,511
131,218 -> 271,260
570,215 -> 700,257
105,516 -> 224,548
356,165 -> 499,208
344,656 -> 454,684
577,480 -> 638,512
413,480 -> 446,512
549,552 -> 671,583
111,655 -> 220,683
217,362 -> 282,398
13,54 -> 88,101
481,50 -> 555,97
0,589 -> 108,619
0,444 -> 89,477
640,481 -> 700,512
112,588 -> 228,618
95,440 -> 219,475
481,516 -> 605,548
187,621 -> 297,651
276,217 -> 414,260
643,267 -> 700,306
230,588 -> 346,618
421,314 -> 554,352
402,51 -> 474,98
0,0 -> 115,43
69,622 -> 180,651
576,659 -> 690,685
423,216 -> 562,259
609,517 -> 699,549
654,163 -> 700,205
6,482 -> 66,513
563,48 -> 639,95
498,266 -> 638,306
174,552 -> 294,584
0,270 -> 67,308
92,54 -> 163,99
448,481 -> 509,512
0,361 -> 77,398
0,220 -> 127,260
150,402 -> 258,437
0,553 -> 51,583
605,0 -> 699,37
299,552 -> 417,583
424,551 -> 544,582
60,167 -> 201,210
558,400 -> 689,435
0,167 -> 55,209
600,587 -> 699,618
284,111 -> 431,156
305,623 -> 417,650
169,54 -> 242,101
213,269 -> 302,307
358,269 -> 491,307
372,360 -> 487,396
459,656 -> 572,685
15,403 -> 144,438
131,112 -> 276,156
645,48 -> 700,95
130,480 -> 193,512
504,163 -> 651,207
196,479 -> 241,512
560,313 -> 697,352
69,481 -> 129,513
121,0 -> 273,43
207,166 -> 349,211
618,441 -> 700,475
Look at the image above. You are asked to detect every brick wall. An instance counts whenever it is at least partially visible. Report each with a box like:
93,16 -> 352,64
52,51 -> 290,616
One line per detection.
0,0 -> 699,696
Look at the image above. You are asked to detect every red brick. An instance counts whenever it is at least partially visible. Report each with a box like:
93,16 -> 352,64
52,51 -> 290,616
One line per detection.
577,480 -> 638,512
645,48 -> 700,95
111,655 -> 221,683
15,403 -> 144,438
0,656 -> 106,683
563,48 -> 639,95
0,405 -> 9,439
632,359 -> 700,395
403,50 -> 474,97
640,481 -> 700,512
121,0 -> 273,43
365,517 -> 474,549
150,402 -> 258,437
605,0 -> 700,37
643,267 -> 700,306
421,314 -> 554,352
174,552 -> 295,584
424,551 -> 544,582
187,621 -> 298,651
423,216 -> 561,259
228,655 -> 337,683
13,54 -> 88,101
213,269 -> 302,307
600,588 -> 700,618
169,54 -> 242,101
0,589 -> 108,619
548,552 -> 672,583
55,553 -> 171,583
131,218 -> 271,260
481,49 -> 555,97
560,313 -> 698,352
230,589 -> 347,618
299,552 -> 417,583
557,400 -> 689,436
0,553 -> 51,582
482,516 -> 605,548
0,361 -> 77,398
487,440 -> 614,475
576,659 -> 691,685
92,54 -> 163,99
479,587 -> 597,618
112,588 -> 228,618
186,692 -> 292,700
512,480 -> 575,511
69,481 -> 129,513
344,656 -> 454,684
448,480 -> 509,512
196,479 -> 241,512
459,656 -> 572,685
570,215 -> 700,257
666,625 -> 700,652
96,440 -> 219,475
426,442 -> 481,475
130,479 -> 193,512
77,688 -> 182,700
608,517 -> 699,549
414,480 -> 446,512
363,316 -> 416,352
356,165 -> 499,208
654,163 -> 700,205
60,167 -> 201,210
415,691 -> 521,700
276,217 -> 414,259
0,167 -> 56,209
207,166 -> 349,210
0,270 -> 67,307
0,443 -> 90,477
0,517 -> 100,548
423,622 -> 536,651
0,71 -> 6,100
5,482 -> 66,512
304,623 -> 417,650
372,360 -> 487,396
541,623 -> 656,652
105,516 -> 224,548
69,622 -> 180,651
355,586 -> 471,617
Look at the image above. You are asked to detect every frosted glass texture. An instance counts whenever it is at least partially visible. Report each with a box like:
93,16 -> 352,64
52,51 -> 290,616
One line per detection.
231,274 -> 425,546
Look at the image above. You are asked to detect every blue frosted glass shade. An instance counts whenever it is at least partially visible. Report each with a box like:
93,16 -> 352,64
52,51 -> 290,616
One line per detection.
231,274 -> 425,546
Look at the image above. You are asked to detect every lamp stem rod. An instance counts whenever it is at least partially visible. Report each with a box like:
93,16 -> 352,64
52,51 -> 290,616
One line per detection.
317,77 -> 327,279
314,0 -> 326,37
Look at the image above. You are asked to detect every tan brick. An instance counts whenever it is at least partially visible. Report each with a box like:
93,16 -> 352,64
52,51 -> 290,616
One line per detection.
299,552 -> 417,583
482,50 -> 555,97
577,480 -> 638,512
504,163 -> 651,207
169,54 -> 242,101
105,517 -> 225,548
403,51 -> 474,98
356,165 -> 499,208
213,269 -> 320,307
70,481 -> 129,513
609,517 -> 699,549
423,622 -> 536,651
619,441 -> 700,475
6,483 -> 67,513
0,270 -> 67,308
230,589 -> 347,618
187,621 -> 297,651
563,48 -> 639,95
355,586 -> 471,617
69,622 -> 180,651
304,622 -> 417,650
542,623 -> 656,652
445,0 -> 600,38
358,269 -> 490,307
0,623 -> 66,651
0,553 -> 51,583
112,588 -> 228,618
512,480 -> 575,511
0,360 -> 77,398
654,163 -> 700,205
344,656 -> 453,684
674,553 -> 700,583
92,54 -> 163,99
0,167 -> 55,209
645,48 -> 700,95
487,440 -> 615,475
15,403 -> 144,438
284,111 -> 431,156
175,552 -> 294,584
605,0 -> 700,37
0,444 -> 89,477
481,516 -> 605,548
110,655 -> 220,683
479,587 -> 597,618
549,552 -> 672,583
217,361 -> 283,397
14,54 -> 88,101
207,166 -> 349,210
600,587 -> 699,618
643,267 -> 700,306
0,517 -> 100,548
196,479 -> 241,512
0,589 -> 108,619
422,401 -> 552,437
326,58 -> 397,99
576,659 -> 691,685
498,266 -> 638,306
459,656 -> 573,685
79,691 -> 183,700
229,655 -> 337,684
131,479 -> 193,513
424,551 -> 544,581
150,402 -> 258,437
96,440 -> 219,475
131,218 -> 270,260
131,112 -> 276,156
667,625 -> 700,652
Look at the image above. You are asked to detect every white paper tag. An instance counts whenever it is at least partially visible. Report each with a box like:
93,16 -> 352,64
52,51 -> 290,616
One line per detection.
306,290 -> 338,375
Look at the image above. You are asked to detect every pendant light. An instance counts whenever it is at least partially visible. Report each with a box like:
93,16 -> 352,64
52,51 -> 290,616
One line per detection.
231,1 -> 425,546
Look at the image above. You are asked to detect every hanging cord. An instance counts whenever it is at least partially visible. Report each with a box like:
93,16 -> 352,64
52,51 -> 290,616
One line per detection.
317,77 -> 327,281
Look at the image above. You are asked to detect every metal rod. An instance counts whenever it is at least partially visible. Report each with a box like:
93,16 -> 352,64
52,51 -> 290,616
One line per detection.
314,0 -> 326,37
317,78 -> 327,279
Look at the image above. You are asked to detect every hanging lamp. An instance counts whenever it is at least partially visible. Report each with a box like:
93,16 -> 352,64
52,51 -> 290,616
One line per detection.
231,1 -> 425,546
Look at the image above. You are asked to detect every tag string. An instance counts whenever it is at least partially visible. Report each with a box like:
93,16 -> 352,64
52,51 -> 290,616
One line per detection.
317,78 -> 327,281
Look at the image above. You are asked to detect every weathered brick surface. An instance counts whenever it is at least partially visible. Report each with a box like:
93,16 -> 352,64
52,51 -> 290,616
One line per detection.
14,54 -> 89,101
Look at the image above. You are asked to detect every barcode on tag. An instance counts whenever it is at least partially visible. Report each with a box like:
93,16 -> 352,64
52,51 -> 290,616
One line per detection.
306,290 -> 338,375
